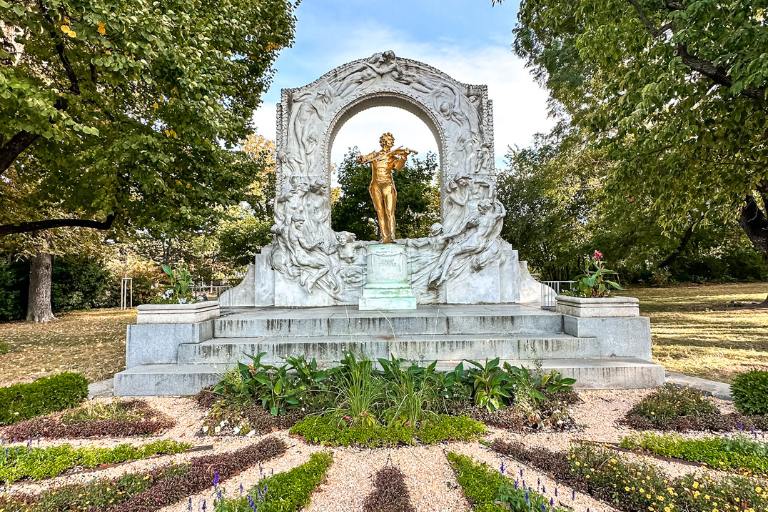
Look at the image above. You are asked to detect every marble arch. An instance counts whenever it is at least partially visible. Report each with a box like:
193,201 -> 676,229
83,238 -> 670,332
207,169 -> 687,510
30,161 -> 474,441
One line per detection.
222,51 -> 543,308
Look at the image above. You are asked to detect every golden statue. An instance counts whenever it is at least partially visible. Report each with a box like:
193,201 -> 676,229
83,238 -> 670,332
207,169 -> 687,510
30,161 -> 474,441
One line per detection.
357,132 -> 417,243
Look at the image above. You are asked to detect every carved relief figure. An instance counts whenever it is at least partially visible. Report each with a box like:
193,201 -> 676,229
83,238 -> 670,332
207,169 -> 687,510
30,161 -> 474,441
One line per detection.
286,83 -> 334,173
357,132 -> 416,244
336,51 -> 399,98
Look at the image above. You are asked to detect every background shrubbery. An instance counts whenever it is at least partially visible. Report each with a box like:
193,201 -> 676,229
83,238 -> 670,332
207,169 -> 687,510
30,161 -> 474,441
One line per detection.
731,370 -> 768,416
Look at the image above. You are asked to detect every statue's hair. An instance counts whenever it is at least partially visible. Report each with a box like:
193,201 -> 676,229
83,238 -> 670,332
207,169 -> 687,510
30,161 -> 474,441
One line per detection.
379,132 -> 395,146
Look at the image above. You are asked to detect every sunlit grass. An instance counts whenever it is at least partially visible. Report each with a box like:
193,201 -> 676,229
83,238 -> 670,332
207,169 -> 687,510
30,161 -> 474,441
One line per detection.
626,283 -> 768,383
0,308 -> 135,386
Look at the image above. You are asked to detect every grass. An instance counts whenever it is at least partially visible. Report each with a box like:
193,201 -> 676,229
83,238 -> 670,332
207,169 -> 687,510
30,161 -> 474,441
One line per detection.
625,282 -> 768,382
0,308 -> 135,386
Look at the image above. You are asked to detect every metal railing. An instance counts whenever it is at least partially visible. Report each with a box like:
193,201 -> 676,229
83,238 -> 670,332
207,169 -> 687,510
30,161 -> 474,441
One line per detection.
191,283 -> 232,298
541,280 -> 574,310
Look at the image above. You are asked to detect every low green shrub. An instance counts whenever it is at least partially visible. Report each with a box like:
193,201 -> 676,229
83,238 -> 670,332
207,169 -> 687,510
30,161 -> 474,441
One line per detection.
620,433 -> 768,476
446,452 -> 567,512
214,452 -> 333,512
623,384 -> 719,429
0,341 -> 10,355
732,370 -> 768,416
289,413 -> 485,448
0,439 -> 190,484
0,373 -> 88,425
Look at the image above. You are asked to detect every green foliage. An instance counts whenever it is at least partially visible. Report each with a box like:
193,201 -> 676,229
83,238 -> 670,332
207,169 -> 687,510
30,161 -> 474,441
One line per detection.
446,452 -> 565,512
512,0 -> 768,274
0,341 -> 9,355
625,384 -> 719,429
331,150 -> 440,240
465,358 -> 511,412
215,452 -> 333,512
52,255 -> 117,310
568,443 -> 768,512
60,400 -> 144,424
0,439 -> 189,484
731,370 -> 768,416
1,0 -> 295,240
621,433 -> 768,476
290,413 -> 485,448
216,215 -> 273,268
0,258 -> 25,320
0,372 -> 88,425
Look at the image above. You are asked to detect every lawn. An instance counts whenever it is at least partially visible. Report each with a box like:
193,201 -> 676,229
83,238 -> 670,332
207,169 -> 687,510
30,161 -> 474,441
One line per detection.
625,282 -> 768,383
0,308 -> 135,387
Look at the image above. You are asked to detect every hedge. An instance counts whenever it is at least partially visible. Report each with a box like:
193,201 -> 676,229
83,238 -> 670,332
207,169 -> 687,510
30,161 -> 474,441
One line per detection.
0,373 -> 88,425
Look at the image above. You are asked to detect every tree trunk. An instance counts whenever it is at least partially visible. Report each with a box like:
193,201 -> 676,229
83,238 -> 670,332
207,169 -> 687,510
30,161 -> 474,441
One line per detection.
739,181 -> 768,305
26,252 -> 55,323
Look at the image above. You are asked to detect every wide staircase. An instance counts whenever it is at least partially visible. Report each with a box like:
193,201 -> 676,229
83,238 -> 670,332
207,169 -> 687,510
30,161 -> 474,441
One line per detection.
115,304 -> 664,395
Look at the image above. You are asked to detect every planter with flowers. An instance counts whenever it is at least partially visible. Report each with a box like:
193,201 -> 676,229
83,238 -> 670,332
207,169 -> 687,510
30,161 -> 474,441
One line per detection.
138,264 -> 219,324
556,250 -> 639,318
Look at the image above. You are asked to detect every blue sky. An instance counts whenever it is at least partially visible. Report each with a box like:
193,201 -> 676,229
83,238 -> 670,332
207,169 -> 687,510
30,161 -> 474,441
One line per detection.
252,0 -> 552,168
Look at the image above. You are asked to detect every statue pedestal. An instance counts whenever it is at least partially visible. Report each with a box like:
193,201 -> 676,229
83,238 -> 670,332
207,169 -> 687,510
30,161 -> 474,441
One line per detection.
359,244 -> 417,310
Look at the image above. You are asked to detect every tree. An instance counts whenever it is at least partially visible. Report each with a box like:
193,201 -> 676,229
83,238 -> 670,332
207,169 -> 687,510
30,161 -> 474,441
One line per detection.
1,1 -> 294,318
508,0 -> 768,292
0,0 -> 295,235
331,149 -> 440,241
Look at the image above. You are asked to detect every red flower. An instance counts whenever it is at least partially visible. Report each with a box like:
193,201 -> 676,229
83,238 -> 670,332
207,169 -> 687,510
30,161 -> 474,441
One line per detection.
593,250 -> 603,261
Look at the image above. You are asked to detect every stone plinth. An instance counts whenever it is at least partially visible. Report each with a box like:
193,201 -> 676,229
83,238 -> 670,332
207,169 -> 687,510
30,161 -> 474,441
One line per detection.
359,244 -> 417,310
555,295 -> 640,318
136,301 -> 220,324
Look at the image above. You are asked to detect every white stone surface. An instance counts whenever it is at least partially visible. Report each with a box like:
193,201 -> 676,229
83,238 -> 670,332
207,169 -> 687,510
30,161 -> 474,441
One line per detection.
136,301 -> 220,324
359,244 -> 417,310
555,295 -> 640,317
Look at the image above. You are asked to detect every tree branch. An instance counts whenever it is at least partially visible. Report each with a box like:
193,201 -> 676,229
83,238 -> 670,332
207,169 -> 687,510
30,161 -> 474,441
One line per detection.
627,0 -> 662,37
0,213 -> 116,236
0,131 -> 40,176
658,213 -> 704,268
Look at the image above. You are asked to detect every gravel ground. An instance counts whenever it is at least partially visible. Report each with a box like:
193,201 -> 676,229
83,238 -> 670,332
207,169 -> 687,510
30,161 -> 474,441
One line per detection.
2,389 -> 758,511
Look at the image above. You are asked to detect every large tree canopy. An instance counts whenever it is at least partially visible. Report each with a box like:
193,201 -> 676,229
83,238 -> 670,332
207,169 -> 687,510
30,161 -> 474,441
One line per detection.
510,0 -> 768,261
0,0 -> 295,236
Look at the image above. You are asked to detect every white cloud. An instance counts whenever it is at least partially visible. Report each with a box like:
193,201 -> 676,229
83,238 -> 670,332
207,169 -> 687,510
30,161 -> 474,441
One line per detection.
252,24 -> 553,169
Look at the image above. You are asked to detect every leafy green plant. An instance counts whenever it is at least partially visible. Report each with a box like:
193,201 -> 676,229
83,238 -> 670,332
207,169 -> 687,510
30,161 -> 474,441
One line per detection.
214,452 -> 333,512
731,369 -> 768,416
446,452 -> 567,512
624,383 -> 719,429
465,358 -> 511,412
290,413 -> 485,448
0,440 -> 189,484
620,433 -> 768,476
61,401 -> 144,424
0,341 -> 10,355
156,263 -> 194,304
333,353 -> 382,426
0,372 -> 88,426
379,356 -> 439,426
565,250 -> 623,298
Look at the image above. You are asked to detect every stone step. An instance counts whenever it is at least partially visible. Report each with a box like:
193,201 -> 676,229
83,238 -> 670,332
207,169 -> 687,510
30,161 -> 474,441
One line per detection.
112,357 -> 664,396
178,333 -> 601,365
113,363 -> 229,396
214,304 -> 563,338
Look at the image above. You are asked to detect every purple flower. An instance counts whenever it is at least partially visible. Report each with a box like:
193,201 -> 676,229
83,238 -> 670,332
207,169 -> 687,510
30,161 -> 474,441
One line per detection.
550,497 -> 554,506
525,490 -> 530,504
540,504 -> 546,512
247,495 -> 258,511
201,501 -> 207,512
213,470 -> 220,487
514,479 -> 519,489
240,483 -> 244,496
555,487 -> 558,497
499,461 -> 506,475
572,489 -> 576,500
188,498 -> 192,511
542,484 -> 546,494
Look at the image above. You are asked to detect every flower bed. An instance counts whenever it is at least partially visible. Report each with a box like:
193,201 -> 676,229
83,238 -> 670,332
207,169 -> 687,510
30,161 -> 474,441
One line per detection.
363,466 -> 416,512
213,452 -> 333,512
1,400 -> 174,441
490,439 -> 768,512
620,432 -> 768,476
623,384 -> 768,432
0,439 -> 190,484
0,437 -> 287,512
447,452 -> 567,512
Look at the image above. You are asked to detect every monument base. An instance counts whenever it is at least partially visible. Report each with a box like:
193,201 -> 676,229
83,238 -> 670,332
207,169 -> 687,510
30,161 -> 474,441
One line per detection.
359,243 -> 417,311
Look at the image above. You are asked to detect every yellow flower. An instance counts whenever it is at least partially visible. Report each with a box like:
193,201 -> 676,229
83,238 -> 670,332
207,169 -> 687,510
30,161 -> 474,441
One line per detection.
756,486 -> 763,493
693,481 -> 699,489
97,21 -> 106,35
60,24 -> 77,38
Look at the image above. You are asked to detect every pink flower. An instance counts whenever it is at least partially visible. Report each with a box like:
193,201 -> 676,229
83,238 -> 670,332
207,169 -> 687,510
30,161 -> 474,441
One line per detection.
593,250 -> 603,261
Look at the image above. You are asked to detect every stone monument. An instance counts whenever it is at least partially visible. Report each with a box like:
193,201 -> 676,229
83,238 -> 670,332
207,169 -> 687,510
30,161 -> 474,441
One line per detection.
113,51 -> 665,396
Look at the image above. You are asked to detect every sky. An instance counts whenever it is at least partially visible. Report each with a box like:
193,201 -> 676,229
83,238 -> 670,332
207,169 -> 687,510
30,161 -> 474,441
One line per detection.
252,0 -> 553,170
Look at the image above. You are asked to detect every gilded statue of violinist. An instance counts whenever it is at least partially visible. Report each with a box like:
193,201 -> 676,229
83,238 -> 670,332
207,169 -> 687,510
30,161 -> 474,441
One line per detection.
357,132 -> 417,243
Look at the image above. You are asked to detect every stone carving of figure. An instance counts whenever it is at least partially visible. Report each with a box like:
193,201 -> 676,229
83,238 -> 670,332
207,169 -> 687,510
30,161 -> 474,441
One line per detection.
442,174 -> 472,236
286,83 -> 334,173
336,51 -> 399,98
357,132 -> 416,244
427,199 -> 506,289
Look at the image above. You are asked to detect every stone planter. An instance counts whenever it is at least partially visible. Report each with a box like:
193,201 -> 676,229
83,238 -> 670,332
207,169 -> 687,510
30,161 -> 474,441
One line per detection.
136,301 -> 220,324
555,295 -> 639,318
